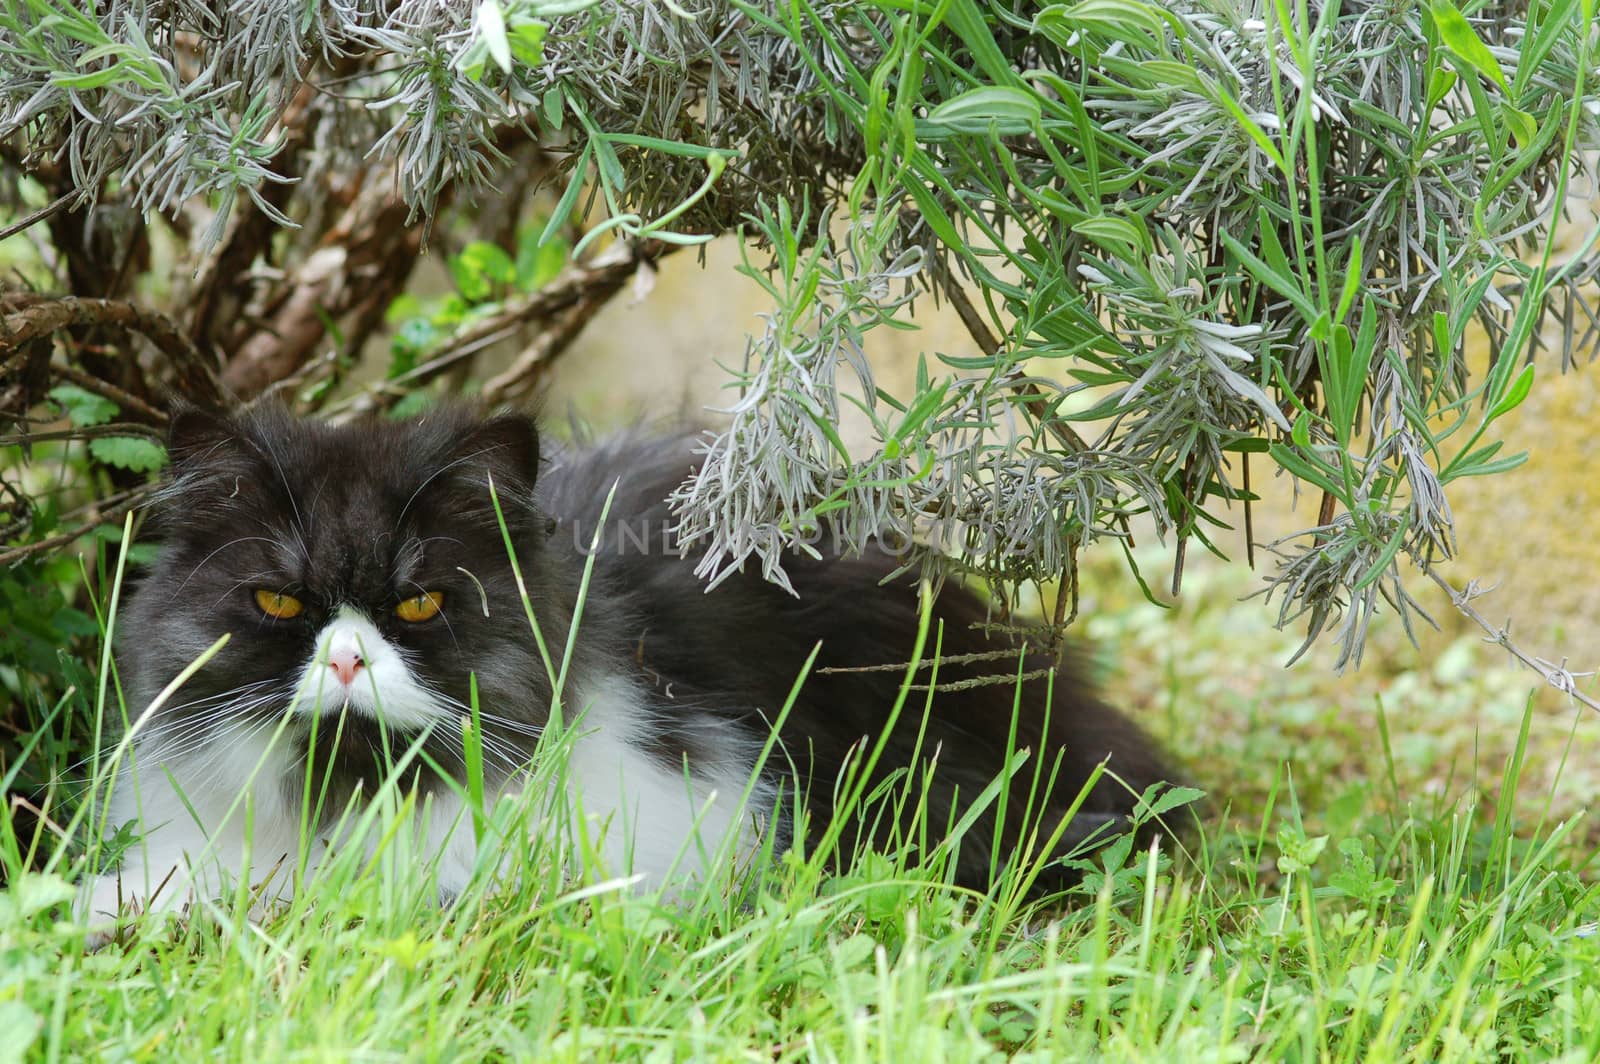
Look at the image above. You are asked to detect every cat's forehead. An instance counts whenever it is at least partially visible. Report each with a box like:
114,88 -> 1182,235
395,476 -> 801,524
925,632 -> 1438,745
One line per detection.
159,406 -> 534,593
183,432 -> 456,590
261,422 -> 463,522
282,472 -> 434,576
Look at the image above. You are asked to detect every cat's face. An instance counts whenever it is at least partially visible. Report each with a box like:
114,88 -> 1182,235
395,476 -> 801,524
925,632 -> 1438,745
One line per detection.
119,403 -> 569,786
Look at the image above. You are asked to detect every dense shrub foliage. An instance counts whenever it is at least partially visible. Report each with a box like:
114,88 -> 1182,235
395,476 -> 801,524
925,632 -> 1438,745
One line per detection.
1,0 -> 1597,691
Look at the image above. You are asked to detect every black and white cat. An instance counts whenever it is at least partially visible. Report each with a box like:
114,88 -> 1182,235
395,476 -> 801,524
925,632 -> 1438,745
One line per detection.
81,402 -> 1174,926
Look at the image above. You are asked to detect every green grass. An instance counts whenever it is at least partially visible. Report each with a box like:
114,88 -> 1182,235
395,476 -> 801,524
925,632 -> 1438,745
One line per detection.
4,549 -> 1600,1062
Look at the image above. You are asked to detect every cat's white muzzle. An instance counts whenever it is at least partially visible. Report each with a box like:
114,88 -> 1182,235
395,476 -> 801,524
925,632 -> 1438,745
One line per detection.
292,605 -> 443,729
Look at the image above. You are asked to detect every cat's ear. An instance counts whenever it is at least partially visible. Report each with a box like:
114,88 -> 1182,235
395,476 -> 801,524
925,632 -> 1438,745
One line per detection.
165,401 -> 240,463
453,412 -> 541,492
155,401 -> 264,516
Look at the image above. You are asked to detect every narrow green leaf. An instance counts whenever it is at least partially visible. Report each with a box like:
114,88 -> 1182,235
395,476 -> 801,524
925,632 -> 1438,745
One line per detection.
1033,1 -> 1165,52
601,133 -> 742,160
1484,362 -> 1535,423
1219,229 -> 1317,324
944,0 -> 1018,86
477,0 -> 512,73
922,87 -> 1040,138
1429,1 -> 1510,93
1445,450 -> 1530,479
1308,310 -> 1331,344
1211,89 -> 1286,172
1291,411 -> 1313,450
893,378 -> 950,443
541,83 -> 564,130
508,19 -> 548,67
1335,236 -> 1363,323
1072,216 -> 1148,258
1512,0 -> 1581,96
1269,442 -> 1343,496
539,142 -> 590,247
1354,515 -> 1412,591
1498,104 -> 1536,147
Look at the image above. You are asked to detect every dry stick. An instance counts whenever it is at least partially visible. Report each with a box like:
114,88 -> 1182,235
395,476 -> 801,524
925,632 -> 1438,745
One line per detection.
820,648 -> 1056,693
1425,567 -> 1600,714
0,486 -> 146,539
0,187 -> 81,244
937,271 -> 1094,454
1243,452 -> 1255,569
908,668 -> 1057,693
52,363 -> 168,423
219,121 -> 542,400
185,66 -> 324,347
220,180 -> 421,398
0,297 -> 224,405
0,421 -> 164,447
328,247 -> 656,419
0,495 -> 141,568
818,647 -> 1041,673
0,486 -> 148,560
480,272 -> 627,404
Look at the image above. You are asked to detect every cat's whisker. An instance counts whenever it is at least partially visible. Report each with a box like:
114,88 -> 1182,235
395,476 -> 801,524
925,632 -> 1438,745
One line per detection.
212,570 -> 284,609
404,577 -> 461,655
170,536 -> 284,600
141,688 -> 294,751
149,676 -> 281,710
306,477 -> 329,529
143,700 -> 291,766
418,691 -> 546,741
258,432 -> 312,565
151,682 -> 290,724
464,711 -> 546,739
392,447 -> 500,533
175,712 -> 299,798
55,682 -> 287,779
472,731 -> 531,768
132,730 -> 252,799
153,680 -> 284,719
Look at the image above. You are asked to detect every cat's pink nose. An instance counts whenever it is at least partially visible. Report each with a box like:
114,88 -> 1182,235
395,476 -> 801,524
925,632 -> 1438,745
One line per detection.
327,648 -> 364,685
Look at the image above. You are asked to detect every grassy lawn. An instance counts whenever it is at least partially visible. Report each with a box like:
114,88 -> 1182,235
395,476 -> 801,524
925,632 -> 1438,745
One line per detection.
4,550 -> 1599,1062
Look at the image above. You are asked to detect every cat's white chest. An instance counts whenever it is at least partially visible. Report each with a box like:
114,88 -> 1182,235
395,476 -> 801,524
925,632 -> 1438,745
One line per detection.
560,674 -> 771,889
82,670 -> 771,931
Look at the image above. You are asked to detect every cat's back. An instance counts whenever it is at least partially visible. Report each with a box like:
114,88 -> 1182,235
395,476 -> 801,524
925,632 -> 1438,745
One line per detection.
535,427 -> 699,533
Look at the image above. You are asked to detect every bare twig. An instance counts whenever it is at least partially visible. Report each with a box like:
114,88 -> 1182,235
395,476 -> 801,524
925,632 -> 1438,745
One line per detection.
909,668 -> 1057,693
329,241 -> 668,418
0,422 -> 164,447
480,278 -> 624,403
0,486 -> 145,540
819,645 -> 1057,692
51,364 -> 168,424
817,647 -> 1034,674
937,269 -> 1093,455
0,188 -> 82,244
0,297 -> 224,405
220,175 -> 422,399
183,62 -> 334,350
0,495 -> 142,568
1426,568 -> 1600,714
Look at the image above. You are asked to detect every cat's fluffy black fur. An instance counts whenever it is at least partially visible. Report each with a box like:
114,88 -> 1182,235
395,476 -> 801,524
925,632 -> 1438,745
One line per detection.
108,401 -> 1176,904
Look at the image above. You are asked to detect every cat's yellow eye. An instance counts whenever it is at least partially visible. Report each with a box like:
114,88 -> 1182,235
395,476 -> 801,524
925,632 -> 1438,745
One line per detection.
254,589 -> 304,619
396,591 -> 443,623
